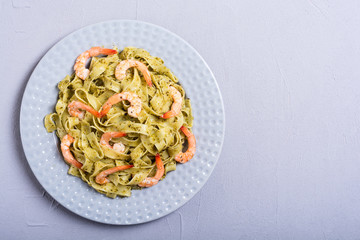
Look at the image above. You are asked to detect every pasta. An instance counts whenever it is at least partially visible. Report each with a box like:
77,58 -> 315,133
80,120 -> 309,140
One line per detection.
44,47 -> 194,198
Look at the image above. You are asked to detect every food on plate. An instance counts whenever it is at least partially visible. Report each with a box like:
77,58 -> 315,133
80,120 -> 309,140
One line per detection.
44,47 -> 196,198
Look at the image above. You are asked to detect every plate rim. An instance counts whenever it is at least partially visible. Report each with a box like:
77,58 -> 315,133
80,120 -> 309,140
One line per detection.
20,19 -> 226,225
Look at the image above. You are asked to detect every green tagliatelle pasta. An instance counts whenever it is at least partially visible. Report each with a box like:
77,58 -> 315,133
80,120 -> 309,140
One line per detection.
44,47 -> 193,198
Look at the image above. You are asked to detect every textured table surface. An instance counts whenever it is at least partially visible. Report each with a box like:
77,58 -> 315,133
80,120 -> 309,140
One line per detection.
1,0 -> 360,239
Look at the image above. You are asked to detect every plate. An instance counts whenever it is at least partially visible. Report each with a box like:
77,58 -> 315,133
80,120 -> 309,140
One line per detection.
20,20 -> 225,224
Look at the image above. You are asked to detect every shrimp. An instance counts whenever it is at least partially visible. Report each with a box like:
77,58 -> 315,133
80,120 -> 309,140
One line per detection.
61,134 -> 83,169
74,47 -> 117,80
68,101 -> 101,120
115,60 -> 152,87
100,132 -> 127,154
138,154 -> 164,187
160,86 -> 183,119
100,92 -> 142,118
175,126 -> 196,163
95,165 -> 133,185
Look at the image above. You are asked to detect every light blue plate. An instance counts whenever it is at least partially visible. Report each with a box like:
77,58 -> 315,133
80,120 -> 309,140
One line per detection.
20,20 -> 225,224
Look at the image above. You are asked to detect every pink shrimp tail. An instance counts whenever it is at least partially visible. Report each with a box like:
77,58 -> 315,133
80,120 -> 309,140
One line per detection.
180,126 -> 191,136
160,111 -> 175,119
110,132 -> 127,138
144,74 -> 152,87
99,48 -> 117,55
